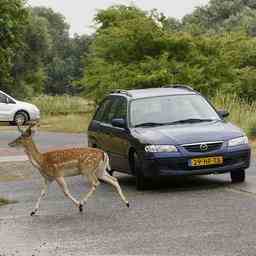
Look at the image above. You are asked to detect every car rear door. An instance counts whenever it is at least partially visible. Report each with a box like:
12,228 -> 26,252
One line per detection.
0,93 -> 15,121
88,97 -> 113,149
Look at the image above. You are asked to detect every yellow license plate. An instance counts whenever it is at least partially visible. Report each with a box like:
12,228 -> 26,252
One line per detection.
190,156 -> 223,167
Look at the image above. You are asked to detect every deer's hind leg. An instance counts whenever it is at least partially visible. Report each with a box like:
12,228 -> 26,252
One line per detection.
100,173 -> 129,208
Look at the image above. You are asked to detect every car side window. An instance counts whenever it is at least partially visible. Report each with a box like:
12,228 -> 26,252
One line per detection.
114,98 -> 127,120
94,98 -> 112,122
101,97 -> 120,124
0,93 -> 7,103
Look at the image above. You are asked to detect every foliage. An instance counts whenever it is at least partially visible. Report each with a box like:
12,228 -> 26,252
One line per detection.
182,0 -> 256,35
1,5 -> 91,98
11,11 -> 51,97
81,5 -> 256,102
0,0 -> 28,93
2,1 -> 256,103
32,7 -> 92,95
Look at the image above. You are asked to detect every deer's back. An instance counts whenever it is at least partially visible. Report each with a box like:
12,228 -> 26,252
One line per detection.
41,147 -> 104,177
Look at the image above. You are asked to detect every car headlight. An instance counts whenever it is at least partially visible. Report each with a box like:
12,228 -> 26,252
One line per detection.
228,136 -> 249,147
145,145 -> 178,153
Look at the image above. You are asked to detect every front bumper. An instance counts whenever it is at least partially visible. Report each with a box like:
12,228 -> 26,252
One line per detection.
140,148 -> 251,178
30,111 -> 40,121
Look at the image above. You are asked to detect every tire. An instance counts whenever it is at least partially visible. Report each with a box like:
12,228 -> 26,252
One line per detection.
14,111 -> 28,125
133,152 -> 147,190
231,169 -> 245,183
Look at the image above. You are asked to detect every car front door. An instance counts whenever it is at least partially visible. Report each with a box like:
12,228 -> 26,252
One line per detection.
0,93 -> 15,121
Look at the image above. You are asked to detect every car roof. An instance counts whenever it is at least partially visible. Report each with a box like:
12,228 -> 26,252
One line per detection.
110,86 -> 197,100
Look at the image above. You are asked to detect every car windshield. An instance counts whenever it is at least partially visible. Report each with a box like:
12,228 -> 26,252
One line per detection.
130,94 -> 221,127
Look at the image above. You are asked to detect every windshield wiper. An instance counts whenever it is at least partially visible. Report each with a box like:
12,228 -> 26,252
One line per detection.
135,122 -> 165,128
165,118 -> 217,125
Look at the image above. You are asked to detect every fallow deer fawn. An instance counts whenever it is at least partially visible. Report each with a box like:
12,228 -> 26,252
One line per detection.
8,122 -> 129,216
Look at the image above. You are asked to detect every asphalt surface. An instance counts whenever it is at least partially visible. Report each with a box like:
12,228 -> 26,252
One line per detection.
1,132 -> 256,255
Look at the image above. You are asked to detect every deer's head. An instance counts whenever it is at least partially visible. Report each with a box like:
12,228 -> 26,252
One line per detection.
9,122 -> 38,148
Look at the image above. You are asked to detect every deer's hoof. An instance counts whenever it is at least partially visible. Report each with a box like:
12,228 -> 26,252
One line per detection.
30,211 -> 36,216
126,202 -> 130,208
79,204 -> 83,213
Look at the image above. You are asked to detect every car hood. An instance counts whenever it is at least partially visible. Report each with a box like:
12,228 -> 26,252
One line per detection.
132,121 -> 245,145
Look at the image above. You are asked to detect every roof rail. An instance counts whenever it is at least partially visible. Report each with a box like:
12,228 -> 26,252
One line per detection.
111,89 -> 132,97
162,84 -> 195,92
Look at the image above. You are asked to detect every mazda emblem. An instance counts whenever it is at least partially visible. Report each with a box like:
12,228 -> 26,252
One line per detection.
200,144 -> 208,152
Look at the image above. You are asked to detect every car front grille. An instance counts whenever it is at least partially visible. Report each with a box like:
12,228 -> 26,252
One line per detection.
182,141 -> 223,153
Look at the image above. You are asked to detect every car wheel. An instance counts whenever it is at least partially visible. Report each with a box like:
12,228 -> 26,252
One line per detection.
133,152 -> 147,190
14,111 -> 28,125
231,169 -> 245,183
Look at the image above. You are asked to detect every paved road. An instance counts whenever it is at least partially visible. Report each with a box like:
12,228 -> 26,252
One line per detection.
0,131 -> 87,161
1,132 -> 256,255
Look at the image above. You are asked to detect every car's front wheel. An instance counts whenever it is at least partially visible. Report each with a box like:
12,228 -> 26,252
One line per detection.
231,169 -> 245,183
13,111 -> 29,125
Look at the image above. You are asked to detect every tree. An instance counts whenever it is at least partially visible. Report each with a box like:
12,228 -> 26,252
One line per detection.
81,5 -> 256,102
182,0 -> 256,35
0,0 -> 28,94
11,11 -> 52,97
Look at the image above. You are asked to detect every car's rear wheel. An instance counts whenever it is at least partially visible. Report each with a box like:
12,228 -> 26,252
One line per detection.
231,169 -> 245,183
14,111 -> 28,125
133,152 -> 148,190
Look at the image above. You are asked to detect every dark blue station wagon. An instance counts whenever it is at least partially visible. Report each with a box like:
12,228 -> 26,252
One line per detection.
88,86 -> 251,190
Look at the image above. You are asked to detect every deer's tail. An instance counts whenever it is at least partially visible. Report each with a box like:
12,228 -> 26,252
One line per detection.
103,152 -> 111,171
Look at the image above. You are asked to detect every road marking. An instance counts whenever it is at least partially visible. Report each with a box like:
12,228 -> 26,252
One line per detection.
0,155 -> 28,162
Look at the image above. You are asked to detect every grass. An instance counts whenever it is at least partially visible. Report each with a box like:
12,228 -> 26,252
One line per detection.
212,92 -> 256,138
29,95 -> 95,116
0,198 -> 15,206
40,113 -> 93,133
29,95 -> 95,133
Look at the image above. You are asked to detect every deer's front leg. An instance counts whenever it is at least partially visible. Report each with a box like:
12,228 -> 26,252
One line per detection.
55,176 -> 80,208
79,173 -> 100,212
31,179 -> 51,216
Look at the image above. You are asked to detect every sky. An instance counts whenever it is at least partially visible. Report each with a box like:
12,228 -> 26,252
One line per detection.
27,0 -> 210,36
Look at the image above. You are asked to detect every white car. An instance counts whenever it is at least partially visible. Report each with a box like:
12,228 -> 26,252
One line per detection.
0,90 -> 40,124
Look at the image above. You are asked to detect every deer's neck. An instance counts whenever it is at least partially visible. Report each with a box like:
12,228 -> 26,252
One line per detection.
24,140 -> 43,168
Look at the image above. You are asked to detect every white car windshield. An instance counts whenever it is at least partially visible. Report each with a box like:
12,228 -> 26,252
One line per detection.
130,94 -> 221,127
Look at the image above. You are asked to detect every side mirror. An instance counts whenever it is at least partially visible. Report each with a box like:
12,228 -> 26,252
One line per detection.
111,118 -> 126,129
218,110 -> 229,118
